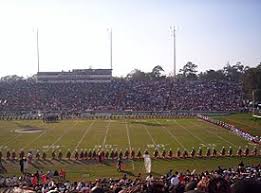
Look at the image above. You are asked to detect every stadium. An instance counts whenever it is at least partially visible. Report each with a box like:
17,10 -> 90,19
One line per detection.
0,63 -> 260,192
0,1 -> 261,193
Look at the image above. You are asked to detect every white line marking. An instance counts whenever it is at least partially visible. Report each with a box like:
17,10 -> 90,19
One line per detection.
74,120 -> 95,151
2,134 -> 22,147
143,125 -> 158,149
23,131 -> 47,149
174,120 -> 205,144
155,120 -> 186,149
125,122 -> 135,171
22,122 -> 46,149
192,120 -> 237,148
0,121 -> 30,147
46,131 -> 68,152
102,120 -> 111,147
225,117 -> 252,128
207,130 -> 237,148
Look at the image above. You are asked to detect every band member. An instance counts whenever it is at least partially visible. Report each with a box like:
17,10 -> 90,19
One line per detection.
66,150 -> 71,160
237,146 -> 242,157
245,146 -> 249,156
221,146 -> 226,156
206,147 -> 211,157
58,150 -> 63,160
168,148 -> 173,158
177,148 -> 181,158
191,147 -> 195,158
228,146 -> 233,156
154,149 -> 159,158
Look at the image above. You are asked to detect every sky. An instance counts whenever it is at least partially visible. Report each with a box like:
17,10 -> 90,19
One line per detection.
0,0 -> 260,77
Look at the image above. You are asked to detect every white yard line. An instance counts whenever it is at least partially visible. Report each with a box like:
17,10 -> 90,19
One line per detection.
174,120 -> 205,144
22,122 -> 46,149
125,122 -> 135,171
143,125 -> 158,149
207,130 -> 237,148
225,117 -> 251,128
155,120 -> 186,149
74,120 -> 95,152
1,121 -> 42,148
23,131 -> 47,149
46,131 -> 68,152
102,120 -> 111,147
2,134 -> 22,147
192,120 -> 237,148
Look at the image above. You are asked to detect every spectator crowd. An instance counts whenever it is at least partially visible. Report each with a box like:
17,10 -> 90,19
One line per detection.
0,79 -> 244,115
0,163 -> 260,193
197,115 -> 261,144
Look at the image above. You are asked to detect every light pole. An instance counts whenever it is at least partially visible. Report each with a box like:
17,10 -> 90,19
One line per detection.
170,26 -> 176,78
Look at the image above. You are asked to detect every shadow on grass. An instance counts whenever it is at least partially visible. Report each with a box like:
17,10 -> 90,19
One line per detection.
0,161 -> 7,174
119,169 -> 135,176
151,171 -> 162,176
31,162 -> 44,170
130,121 -> 164,127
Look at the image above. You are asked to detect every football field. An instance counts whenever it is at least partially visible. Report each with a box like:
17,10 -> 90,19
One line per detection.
0,117 -> 260,180
0,118 -> 257,155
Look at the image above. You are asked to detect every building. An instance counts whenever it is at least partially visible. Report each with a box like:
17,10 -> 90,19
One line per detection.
37,69 -> 112,83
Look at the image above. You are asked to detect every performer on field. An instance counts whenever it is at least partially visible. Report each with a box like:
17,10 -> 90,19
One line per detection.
228,146 -> 233,156
143,151 -> 152,174
191,147 -> 195,158
206,147 -> 211,157
117,157 -> 122,171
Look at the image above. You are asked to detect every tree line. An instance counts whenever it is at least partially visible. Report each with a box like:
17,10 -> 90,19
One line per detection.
125,61 -> 261,101
1,62 -> 260,101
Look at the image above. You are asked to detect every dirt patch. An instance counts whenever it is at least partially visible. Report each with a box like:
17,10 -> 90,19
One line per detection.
14,128 -> 43,134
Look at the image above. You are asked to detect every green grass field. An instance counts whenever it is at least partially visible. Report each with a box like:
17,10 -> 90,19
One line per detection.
212,113 -> 261,136
0,116 -> 260,180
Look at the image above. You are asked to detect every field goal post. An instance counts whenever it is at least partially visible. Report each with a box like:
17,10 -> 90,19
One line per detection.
252,89 -> 261,119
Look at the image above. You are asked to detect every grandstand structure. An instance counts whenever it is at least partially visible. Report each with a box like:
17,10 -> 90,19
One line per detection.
36,68 -> 112,83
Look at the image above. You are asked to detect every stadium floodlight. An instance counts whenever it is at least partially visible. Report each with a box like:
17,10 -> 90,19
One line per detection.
36,28 -> 40,73
170,26 -> 176,78
107,28 -> 113,71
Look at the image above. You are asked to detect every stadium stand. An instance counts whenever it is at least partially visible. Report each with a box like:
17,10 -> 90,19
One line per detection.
37,69 -> 112,83
0,79 -> 244,116
0,163 -> 260,193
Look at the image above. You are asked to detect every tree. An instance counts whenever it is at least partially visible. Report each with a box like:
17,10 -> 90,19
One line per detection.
242,63 -> 261,100
179,62 -> 198,80
126,65 -> 166,80
149,65 -> 165,79
199,69 -> 226,81
0,75 -> 24,82
126,69 -> 146,80
223,62 -> 248,82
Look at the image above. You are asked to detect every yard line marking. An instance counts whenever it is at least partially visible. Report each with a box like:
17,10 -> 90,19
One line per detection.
23,131 -> 47,149
22,121 -> 46,149
143,125 -> 158,150
46,130 -> 69,152
42,121 -> 65,151
225,117 -> 251,128
206,130 -> 237,148
0,134 -> 21,146
0,120 -> 36,147
174,120 -> 205,144
192,120 -> 237,148
45,121 -> 80,152
155,120 -> 186,149
102,120 -> 111,147
125,121 -> 135,171
2,134 -> 22,147
74,120 -> 95,152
